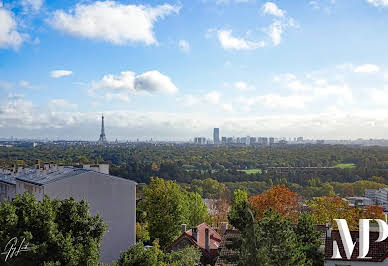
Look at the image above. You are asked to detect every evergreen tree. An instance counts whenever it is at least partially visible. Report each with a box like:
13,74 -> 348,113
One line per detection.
294,213 -> 324,266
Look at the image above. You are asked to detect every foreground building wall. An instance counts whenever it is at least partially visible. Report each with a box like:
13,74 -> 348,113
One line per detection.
43,171 -> 136,264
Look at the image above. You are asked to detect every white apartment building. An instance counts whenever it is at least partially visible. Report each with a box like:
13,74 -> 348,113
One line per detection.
0,164 -> 136,264
365,188 -> 388,207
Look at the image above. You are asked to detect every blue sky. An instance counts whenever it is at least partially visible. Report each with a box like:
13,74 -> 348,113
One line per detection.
1,0 -> 388,140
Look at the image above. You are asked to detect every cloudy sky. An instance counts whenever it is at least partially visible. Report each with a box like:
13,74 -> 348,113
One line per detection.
1,0 -> 388,141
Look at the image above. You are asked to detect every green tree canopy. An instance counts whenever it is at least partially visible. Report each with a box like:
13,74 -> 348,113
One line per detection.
0,193 -> 106,265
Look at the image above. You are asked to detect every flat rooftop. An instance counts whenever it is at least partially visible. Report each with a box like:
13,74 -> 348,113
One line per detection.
1,166 -> 136,186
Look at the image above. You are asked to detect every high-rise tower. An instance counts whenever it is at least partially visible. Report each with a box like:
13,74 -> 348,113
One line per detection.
98,114 -> 107,143
213,128 -> 220,144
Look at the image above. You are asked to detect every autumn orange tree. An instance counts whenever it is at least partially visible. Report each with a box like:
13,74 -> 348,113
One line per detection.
248,185 -> 301,222
208,196 -> 231,230
362,205 -> 385,220
307,195 -> 386,229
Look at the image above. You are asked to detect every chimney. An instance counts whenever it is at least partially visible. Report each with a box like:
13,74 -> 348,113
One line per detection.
192,227 -> 198,242
205,228 -> 210,252
221,222 -> 228,235
326,223 -> 332,238
181,224 -> 187,234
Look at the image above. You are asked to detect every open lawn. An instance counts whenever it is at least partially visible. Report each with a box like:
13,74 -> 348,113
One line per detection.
238,169 -> 262,174
335,163 -> 356,169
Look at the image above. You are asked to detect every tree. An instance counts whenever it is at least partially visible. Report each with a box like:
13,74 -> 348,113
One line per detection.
362,205 -> 385,220
115,241 -> 201,266
308,195 -> 359,229
0,193 -> 106,266
142,178 -> 188,248
208,196 -> 231,229
185,192 -> 210,228
228,189 -> 254,232
235,209 -> 307,266
249,185 -> 301,222
255,209 -> 307,266
114,241 -> 164,266
293,213 -> 324,266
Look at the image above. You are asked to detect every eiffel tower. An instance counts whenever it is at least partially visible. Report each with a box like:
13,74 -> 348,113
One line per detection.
98,114 -> 107,143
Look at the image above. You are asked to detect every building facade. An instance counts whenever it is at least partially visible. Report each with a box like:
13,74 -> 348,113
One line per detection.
0,164 -> 136,264
213,128 -> 220,144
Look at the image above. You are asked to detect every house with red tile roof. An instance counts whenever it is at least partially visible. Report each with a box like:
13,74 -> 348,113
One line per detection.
166,223 -> 222,265
324,229 -> 388,265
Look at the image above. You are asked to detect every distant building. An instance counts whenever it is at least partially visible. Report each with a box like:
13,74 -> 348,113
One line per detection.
316,140 -> 325,144
221,137 -> 227,144
227,137 -> 233,144
250,137 -> 257,145
269,137 -> 275,145
258,137 -> 268,145
194,137 -> 207,145
213,128 -> 220,144
346,196 -> 373,207
297,137 -> 303,142
365,188 -> 388,206
166,223 -> 222,265
0,164 -> 136,264
98,114 -> 107,143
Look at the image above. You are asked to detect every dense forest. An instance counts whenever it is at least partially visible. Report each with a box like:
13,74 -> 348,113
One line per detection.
1,143 -> 388,198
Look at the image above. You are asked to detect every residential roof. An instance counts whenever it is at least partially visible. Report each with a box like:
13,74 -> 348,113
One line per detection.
0,172 -> 16,185
325,230 -> 388,262
166,223 -> 222,263
216,229 -> 241,266
1,166 -> 136,186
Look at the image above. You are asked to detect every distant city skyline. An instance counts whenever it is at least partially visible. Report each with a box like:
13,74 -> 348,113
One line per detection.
1,1 -> 388,139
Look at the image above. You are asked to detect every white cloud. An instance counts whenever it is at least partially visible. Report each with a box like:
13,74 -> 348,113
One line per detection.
204,91 -> 221,104
262,2 -> 297,46
90,70 -> 178,101
51,70 -> 73,78
50,1 -> 180,45
48,99 -> 77,110
0,7 -> 25,49
176,94 -> 200,107
19,80 -> 38,90
263,2 -> 285,17
371,89 -> 388,105
258,94 -> 308,109
366,0 -> 388,7
354,64 -> 380,73
217,30 -> 265,50
7,93 -> 24,100
274,72 -> 353,103
135,71 -> 178,94
178,40 -> 190,53
222,103 -> 234,112
21,0 -> 44,12
234,81 -> 255,91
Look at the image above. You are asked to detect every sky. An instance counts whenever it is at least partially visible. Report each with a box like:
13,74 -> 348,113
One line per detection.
1,0 -> 388,141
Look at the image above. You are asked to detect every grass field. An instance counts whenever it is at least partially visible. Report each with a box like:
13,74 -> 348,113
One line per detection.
238,169 -> 262,174
335,163 -> 356,169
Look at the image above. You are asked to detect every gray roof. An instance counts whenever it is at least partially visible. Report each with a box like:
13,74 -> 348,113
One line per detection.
1,167 -> 136,186
16,167 -> 89,186
0,173 -> 16,185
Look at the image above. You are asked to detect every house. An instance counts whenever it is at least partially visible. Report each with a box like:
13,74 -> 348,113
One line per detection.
324,229 -> 388,265
0,163 -> 136,264
215,228 -> 241,266
166,223 -> 222,265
